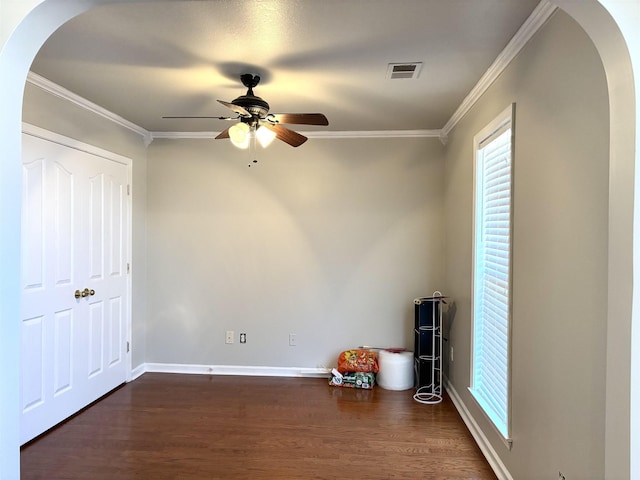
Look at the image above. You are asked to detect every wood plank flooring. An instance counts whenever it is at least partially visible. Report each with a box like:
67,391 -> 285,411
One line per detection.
21,373 -> 496,479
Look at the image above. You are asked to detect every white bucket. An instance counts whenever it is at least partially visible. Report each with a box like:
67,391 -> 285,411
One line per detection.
377,350 -> 414,391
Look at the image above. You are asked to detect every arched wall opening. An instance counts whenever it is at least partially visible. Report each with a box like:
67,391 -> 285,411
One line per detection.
0,1 -> 636,478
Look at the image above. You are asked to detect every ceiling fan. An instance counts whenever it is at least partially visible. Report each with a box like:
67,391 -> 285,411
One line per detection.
163,74 -> 329,148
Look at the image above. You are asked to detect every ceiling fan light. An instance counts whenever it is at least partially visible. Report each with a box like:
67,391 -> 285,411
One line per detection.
256,126 -> 277,148
229,122 -> 250,149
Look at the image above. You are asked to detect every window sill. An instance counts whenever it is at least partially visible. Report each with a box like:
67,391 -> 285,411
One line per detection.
468,387 -> 513,451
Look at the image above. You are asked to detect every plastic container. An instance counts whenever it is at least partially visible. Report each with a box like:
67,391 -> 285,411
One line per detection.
376,349 -> 414,390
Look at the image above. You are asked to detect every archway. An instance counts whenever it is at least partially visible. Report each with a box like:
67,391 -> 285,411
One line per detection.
551,2 -> 638,478
0,1 -> 637,478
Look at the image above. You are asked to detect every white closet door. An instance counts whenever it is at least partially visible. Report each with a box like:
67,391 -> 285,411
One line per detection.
20,132 -> 130,444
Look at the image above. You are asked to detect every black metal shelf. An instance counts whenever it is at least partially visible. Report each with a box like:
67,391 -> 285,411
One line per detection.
413,294 -> 446,404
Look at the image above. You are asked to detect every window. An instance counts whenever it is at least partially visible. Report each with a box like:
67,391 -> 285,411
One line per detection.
470,104 -> 514,444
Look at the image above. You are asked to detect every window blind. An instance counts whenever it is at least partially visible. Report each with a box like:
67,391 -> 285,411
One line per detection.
471,111 -> 513,440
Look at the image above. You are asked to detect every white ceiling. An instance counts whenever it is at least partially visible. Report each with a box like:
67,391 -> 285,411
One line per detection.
29,0 -> 541,134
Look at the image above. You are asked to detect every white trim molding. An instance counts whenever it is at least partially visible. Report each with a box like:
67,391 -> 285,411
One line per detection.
22,123 -> 133,166
26,72 -> 445,143
441,0 -> 557,136
150,131 -> 218,140
26,72 -> 153,145
150,129 -> 444,141
444,377 -> 514,480
130,364 -> 146,381
139,363 -> 331,378
303,130 -> 443,139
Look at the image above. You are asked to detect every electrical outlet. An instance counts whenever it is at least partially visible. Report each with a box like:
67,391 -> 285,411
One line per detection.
225,330 -> 234,344
239,333 -> 247,344
289,333 -> 297,346
558,472 -> 566,480
450,346 -> 454,362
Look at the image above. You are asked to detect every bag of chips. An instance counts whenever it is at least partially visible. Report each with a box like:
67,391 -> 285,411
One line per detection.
337,349 -> 379,374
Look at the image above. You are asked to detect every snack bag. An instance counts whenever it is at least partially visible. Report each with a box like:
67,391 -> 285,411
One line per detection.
337,349 -> 379,374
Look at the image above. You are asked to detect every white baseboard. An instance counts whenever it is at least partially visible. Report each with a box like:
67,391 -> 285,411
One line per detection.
444,377 -> 514,480
136,363 -> 331,378
130,363 -> 146,381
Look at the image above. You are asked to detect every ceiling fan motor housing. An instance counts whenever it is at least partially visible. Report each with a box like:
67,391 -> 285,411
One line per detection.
232,73 -> 270,118
232,94 -> 270,118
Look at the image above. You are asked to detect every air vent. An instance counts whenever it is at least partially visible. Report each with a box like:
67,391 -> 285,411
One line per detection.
386,62 -> 422,80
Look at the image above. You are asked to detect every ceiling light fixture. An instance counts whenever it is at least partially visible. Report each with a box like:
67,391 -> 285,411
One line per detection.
228,122 -> 250,149
256,125 -> 276,148
228,122 -> 277,150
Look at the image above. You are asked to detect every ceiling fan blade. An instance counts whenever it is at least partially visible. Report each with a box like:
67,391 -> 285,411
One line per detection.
215,128 -> 230,140
269,113 -> 329,126
217,100 -> 251,117
162,116 -> 236,120
262,124 -> 308,147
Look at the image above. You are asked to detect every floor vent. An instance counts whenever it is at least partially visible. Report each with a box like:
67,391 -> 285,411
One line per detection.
386,62 -> 422,80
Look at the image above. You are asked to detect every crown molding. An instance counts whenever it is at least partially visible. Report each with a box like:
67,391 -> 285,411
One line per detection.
303,130 -> 443,139
22,122 -> 132,167
150,129 -> 444,141
151,131 -> 218,140
26,71 -> 153,145
26,72 -> 443,143
441,0 -> 557,136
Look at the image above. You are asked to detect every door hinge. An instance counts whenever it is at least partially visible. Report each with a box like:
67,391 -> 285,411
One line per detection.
127,263 -> 130,274
127,184 -> 131,196
127,341 -> 130,353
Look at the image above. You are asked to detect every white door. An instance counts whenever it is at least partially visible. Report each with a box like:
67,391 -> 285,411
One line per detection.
20,130 -> 130,444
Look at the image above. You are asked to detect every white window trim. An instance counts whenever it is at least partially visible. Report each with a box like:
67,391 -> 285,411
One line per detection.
469,104 -> 515,449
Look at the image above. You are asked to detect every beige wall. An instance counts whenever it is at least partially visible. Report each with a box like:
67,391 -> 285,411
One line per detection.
443,10 -> 609,479
21,80 -> 445,371
145,136 -> 444,367
22,82 -> 149,368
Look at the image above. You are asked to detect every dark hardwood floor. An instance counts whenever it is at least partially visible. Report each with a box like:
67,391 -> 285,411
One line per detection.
21,373 -> 496,479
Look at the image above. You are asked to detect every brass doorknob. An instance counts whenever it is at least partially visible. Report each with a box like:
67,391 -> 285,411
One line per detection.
74,288 -> 96,299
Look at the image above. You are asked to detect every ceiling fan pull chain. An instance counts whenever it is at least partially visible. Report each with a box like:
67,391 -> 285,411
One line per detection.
248,131 -> 258,167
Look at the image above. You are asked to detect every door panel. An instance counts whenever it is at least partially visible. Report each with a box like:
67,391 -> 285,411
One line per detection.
88,301 -> 104,378
22,159 -> 44,290
20,132 -> 130,444
88,173 -> 104,281
53,161 -> 73,286
107,178 -> 121,276
53,309 -> 73,395
108,297 -> 123,366
21,315 -> 45,412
